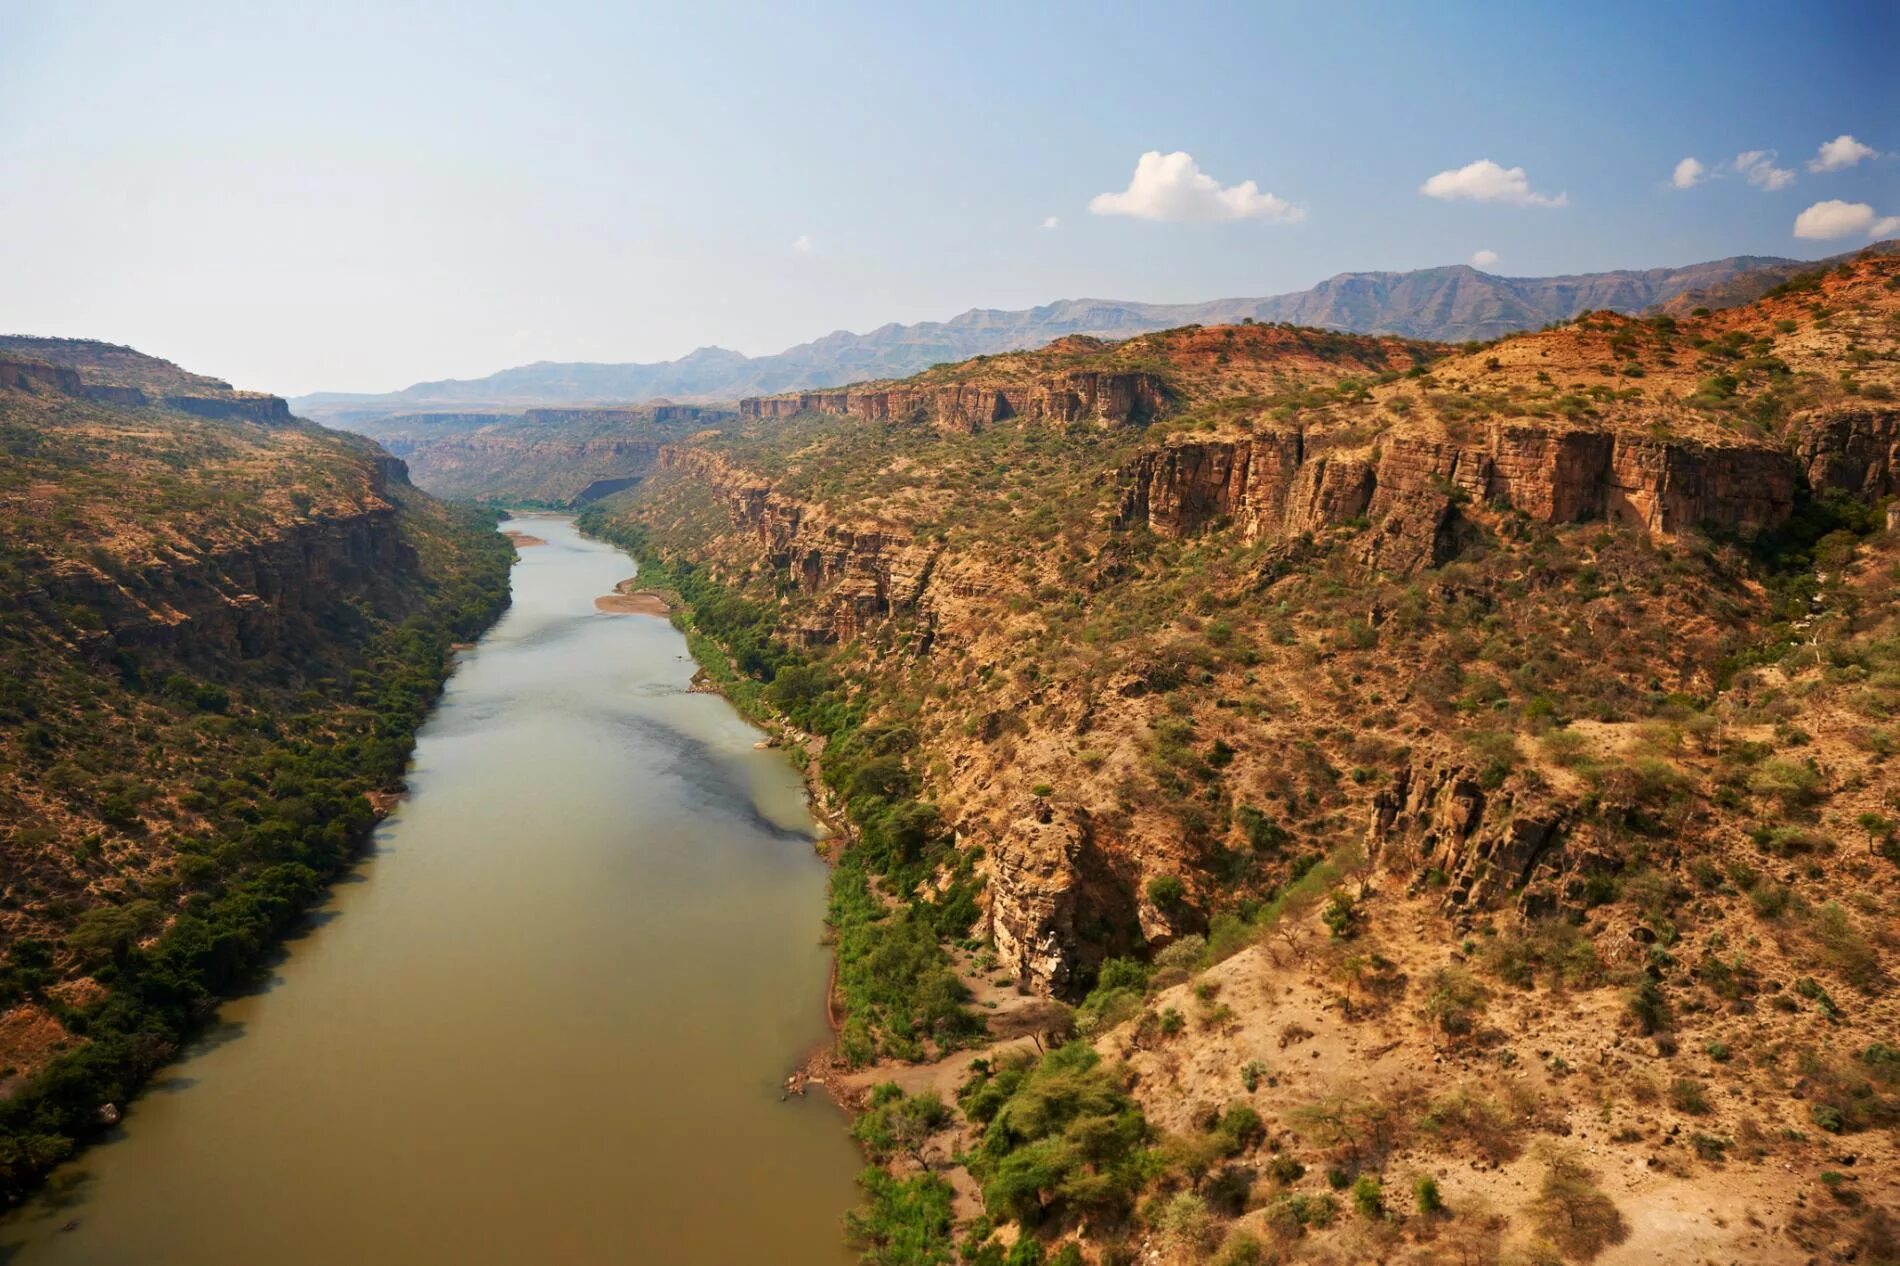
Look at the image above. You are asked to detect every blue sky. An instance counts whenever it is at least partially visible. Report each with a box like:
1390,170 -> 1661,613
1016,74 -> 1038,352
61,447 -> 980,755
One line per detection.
2,0 -> 1895,394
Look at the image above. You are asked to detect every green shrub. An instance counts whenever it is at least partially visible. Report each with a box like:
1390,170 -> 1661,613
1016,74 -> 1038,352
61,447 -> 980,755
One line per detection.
844,1167 -> 956,1266
1351,1173 -> 1385,1218
961,1043 -> 1151,1226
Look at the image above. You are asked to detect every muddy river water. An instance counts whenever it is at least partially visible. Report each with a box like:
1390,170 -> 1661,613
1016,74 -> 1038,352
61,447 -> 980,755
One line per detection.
0,514 -> 859,1264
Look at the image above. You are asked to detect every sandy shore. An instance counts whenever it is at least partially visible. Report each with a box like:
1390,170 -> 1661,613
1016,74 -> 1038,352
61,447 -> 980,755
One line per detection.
594,577 -> 670,616
502,530 -> 548,547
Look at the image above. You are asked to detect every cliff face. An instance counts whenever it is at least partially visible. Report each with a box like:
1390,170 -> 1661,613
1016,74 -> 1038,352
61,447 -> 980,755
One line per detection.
0,355 -> 83,394
42,507 -> 416,662
1368,759 -> 1604,920
160,393 -> 293,425
0,350 -> 294,423
339,405 -> 730,503
1116,423 -> 1800,571
402,434 -> 669,503
740,370 -> 1169,433
654,447 -> 940,644
619,254 -> 1900,1002
1799,406 -> 1900,500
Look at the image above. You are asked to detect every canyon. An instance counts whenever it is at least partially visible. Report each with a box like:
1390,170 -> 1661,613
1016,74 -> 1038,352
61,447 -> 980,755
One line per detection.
582,250 -> 1900,1262
0,338 -> 513,1200
330,404 -> 730,504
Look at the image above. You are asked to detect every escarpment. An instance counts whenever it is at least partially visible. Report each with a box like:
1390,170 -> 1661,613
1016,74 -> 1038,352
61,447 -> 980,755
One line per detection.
0,348 -> 294,422
33,505 -> 418,662
340,405 -> 731,503
607,254 -> 1900,1007
160,393 -> 293,425
740,369 -> 1168,432
1799,405 -> 1900,500
1116,422 -> 1802,570
652,447 -> 940,644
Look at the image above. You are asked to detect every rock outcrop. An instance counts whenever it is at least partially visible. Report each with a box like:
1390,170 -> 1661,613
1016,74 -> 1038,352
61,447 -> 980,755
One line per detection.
160,393 -> 293,425
0,356 -> 83,394
1369,759 -> 1599,918
1799,406 -> 1900,500
740,371 -> 1168,433
654,448 -> 939,644
0,353 -> 290,423
25,462 -> 420,663
1116,422 -> 1802,571
983,802 -> 1137,994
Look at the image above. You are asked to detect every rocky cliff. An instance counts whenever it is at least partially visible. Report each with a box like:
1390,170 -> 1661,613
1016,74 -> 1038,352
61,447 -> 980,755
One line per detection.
616,253 -> 1900,1000
1115,422 -> 1800,571
652,447 -> 940,643
334,405 -> 730,503
0,347 -> 294,423
1799,406 -> 1900,500
740,370 -> 1169,433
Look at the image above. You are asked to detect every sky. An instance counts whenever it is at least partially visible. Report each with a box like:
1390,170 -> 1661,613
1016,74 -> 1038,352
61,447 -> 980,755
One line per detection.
2,1 -> 1896,396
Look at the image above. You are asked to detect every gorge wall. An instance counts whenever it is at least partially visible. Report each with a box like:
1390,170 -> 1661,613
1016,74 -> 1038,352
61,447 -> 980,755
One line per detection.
640,400 -> 1898,990
739,370 -> 1169,433
1115,421 -> 1806,572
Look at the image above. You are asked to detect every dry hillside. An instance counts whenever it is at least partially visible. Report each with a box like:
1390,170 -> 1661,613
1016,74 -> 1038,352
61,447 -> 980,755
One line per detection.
590,253 -> 1900,1264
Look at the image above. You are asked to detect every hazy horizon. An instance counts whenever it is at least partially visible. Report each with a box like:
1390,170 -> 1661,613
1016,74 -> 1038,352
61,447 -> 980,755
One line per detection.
3,0 -> 1895,395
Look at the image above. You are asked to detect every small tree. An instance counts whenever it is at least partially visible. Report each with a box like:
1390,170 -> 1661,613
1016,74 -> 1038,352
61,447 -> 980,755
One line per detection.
1351,1173 -> 1385,1219
1147,874 -> 1187,913
1530,1148 -> 1627,1260
1322,889 -> 1357,939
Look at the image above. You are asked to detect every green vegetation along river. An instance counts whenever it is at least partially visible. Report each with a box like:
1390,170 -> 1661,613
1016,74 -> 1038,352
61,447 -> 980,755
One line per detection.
0,514 -> 858,1264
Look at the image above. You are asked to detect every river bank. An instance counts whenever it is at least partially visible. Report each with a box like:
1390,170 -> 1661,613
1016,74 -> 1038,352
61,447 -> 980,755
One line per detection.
0,515 -> 858,1265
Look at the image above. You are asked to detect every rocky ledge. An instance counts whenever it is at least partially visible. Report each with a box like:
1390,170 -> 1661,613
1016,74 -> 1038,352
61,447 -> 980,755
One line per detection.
740,370 -> 1169,433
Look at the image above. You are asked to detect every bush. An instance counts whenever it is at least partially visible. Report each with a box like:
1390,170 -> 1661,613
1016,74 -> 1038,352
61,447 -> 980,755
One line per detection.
1322,889 -> 1357,939
1351,1173 -> 1385,1218
1414,1173 -> 1444,1215
1668,1078 -> 1711,1116
1155,1191 -> 1217,1253
844,1167 -> 957,1266
1146,875 -> 1187,912
1627,977 -> 1670,1035
961,1043 -> 1150,1225
854,1084 -> 952,1165
1424,966 -> 1488,1043
1530,1148 -> 1627,1259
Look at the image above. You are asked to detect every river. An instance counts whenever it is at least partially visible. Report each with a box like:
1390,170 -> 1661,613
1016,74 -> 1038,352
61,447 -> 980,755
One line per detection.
0,514 -> 860,1265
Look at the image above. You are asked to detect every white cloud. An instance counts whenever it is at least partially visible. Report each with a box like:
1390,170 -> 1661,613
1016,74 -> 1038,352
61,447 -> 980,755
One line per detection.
1873,215 -> 1900,238
1735,150 -> 1795,191
791,234 -> 814,253
1419,159 -> 1566,207
1089,151 -> 1304,223
1794,200 -> 1878,239
1671,157 -> 1705,189
1041,216 -> 1059,230
1810,134 -> 1877,172
1470,249 -> 1499,268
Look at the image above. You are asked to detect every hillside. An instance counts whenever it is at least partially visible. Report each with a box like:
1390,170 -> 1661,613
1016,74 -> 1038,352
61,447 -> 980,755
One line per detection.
333,404 -> 733,504
0,341 -> 513,1200
290,250 -> 1877,424
584,250 -> 1900,1263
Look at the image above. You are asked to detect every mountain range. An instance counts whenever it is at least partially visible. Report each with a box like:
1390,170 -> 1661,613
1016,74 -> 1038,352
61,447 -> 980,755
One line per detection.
293,244 -> 1895,424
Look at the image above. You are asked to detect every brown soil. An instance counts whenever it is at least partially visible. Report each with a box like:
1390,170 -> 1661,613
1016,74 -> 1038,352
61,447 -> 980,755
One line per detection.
501,530 -> 547,547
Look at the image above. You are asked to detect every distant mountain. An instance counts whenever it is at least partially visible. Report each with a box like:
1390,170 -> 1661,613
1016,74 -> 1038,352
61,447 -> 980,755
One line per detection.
294,247 -> 1892,423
